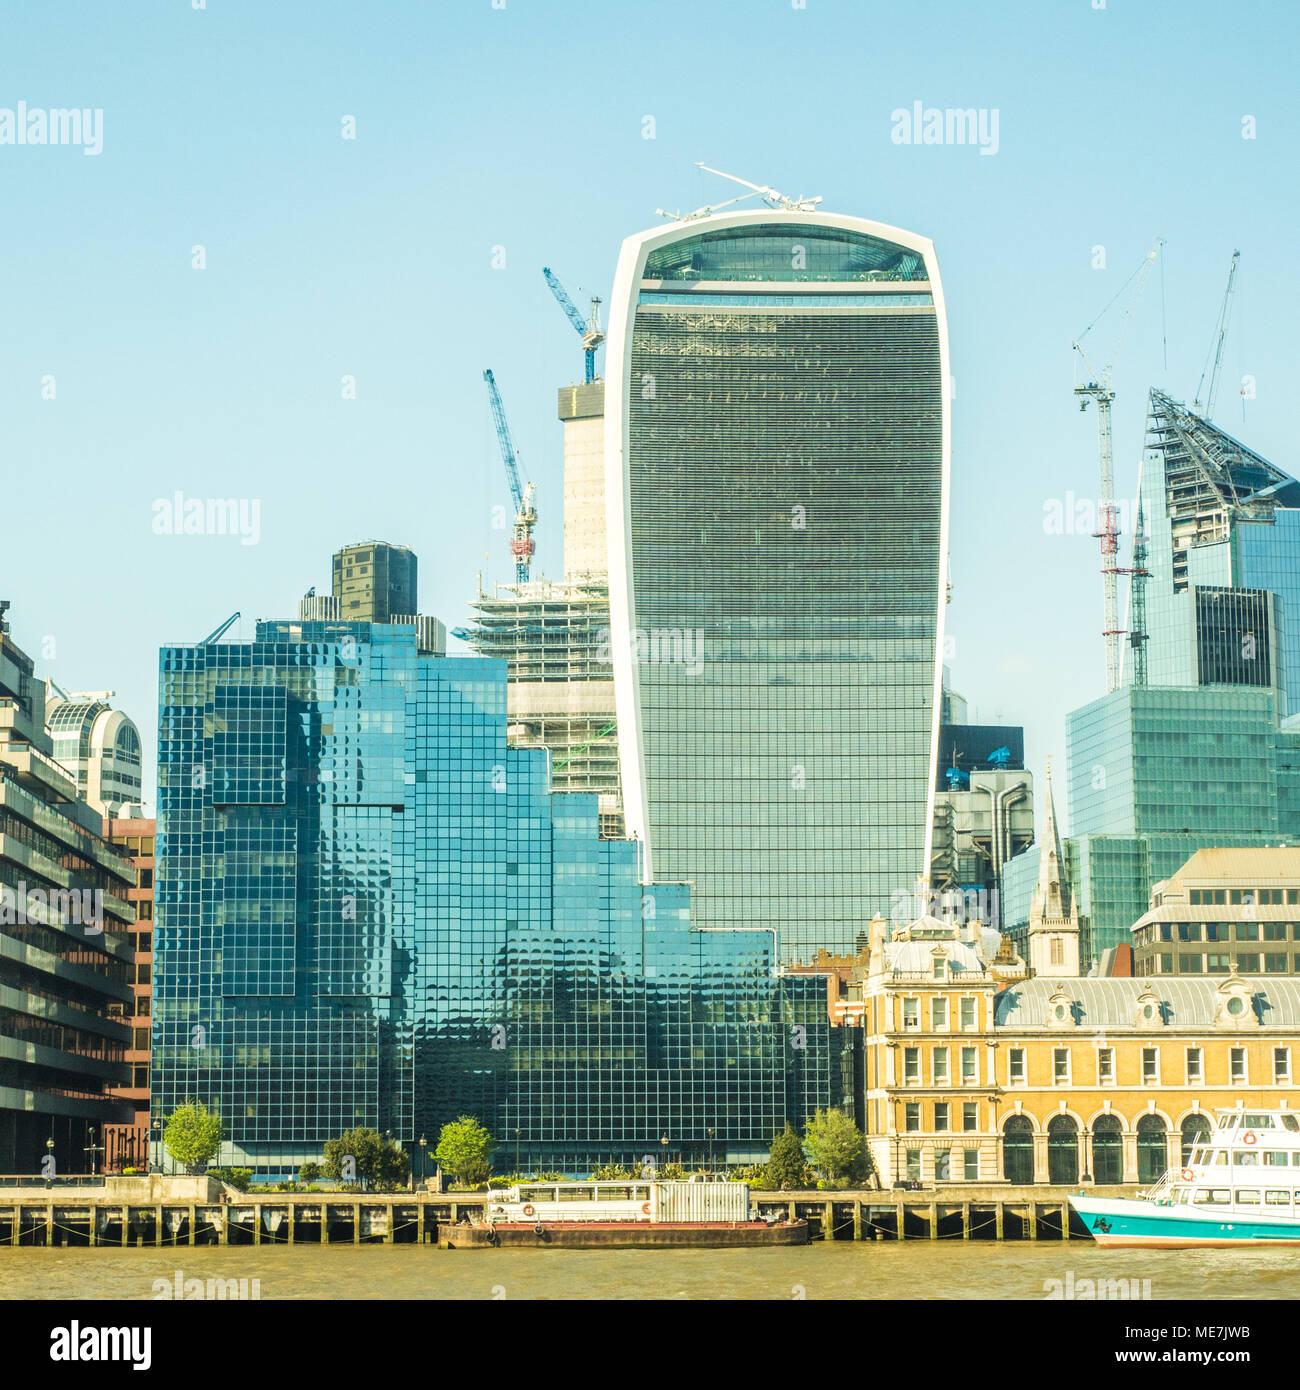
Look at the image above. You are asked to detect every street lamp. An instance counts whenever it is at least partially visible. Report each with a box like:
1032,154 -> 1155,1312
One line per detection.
514,1129 -> 521,1173
83,1126 -> 103,1177
707,1128 -> 716,1174
152,1118 -> 163,1175
418,1134 -> 427,1191
45,1136 -> 54,1189
661,1133 -> 669,1171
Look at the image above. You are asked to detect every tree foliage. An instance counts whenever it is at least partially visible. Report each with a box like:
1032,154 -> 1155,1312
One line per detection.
767,1123 -> 812,1190
321,1127 -> 409,1191
163,1102 -> 224,1173
434,1116 -> 496,1187
802,1108 -> 871,1188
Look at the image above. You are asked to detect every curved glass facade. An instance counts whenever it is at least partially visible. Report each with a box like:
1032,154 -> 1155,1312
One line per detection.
153,621 -> 837,1174
611,215 -> 947,962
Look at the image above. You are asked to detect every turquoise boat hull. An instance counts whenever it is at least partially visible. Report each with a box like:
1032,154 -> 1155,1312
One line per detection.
1071,1194 -> 1300,1248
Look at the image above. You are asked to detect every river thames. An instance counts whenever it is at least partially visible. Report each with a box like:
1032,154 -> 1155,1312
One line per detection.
2,1242 -> 1297,1299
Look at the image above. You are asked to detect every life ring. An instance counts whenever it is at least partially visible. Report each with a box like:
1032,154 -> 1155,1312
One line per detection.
641,1202 -> 651,1215
1181,1168 -> 1194,1181
1243,1133 -> 1257,1146
522,1203 -> 536,1216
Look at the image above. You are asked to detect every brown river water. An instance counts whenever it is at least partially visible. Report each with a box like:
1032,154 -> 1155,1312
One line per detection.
2,1242 -> 1297,1300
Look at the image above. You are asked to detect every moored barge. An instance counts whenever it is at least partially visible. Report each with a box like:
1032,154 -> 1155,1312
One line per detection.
440,1178 -> 808,1248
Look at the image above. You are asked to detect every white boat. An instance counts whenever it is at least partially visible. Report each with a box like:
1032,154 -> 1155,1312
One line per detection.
1071,1108 -> 1300,1248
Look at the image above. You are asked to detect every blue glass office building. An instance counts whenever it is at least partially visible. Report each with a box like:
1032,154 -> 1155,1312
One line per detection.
152,620 -> 837,1174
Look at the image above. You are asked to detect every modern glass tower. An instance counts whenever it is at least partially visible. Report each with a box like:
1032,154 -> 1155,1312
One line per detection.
152,615 -> 837,1175
605,212 -> 950,961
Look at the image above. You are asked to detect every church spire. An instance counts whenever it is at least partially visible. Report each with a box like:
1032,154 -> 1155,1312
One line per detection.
1028,761 -> 1080,977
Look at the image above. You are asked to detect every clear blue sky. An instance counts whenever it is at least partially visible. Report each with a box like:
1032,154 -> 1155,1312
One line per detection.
3,0 -> 1296,833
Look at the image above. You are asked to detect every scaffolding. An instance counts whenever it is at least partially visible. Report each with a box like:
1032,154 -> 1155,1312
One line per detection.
459,578 -> 623,837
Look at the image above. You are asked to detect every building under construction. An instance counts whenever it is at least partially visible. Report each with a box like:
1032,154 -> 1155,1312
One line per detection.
462,573 -> 621,837
460,351 -> 623,837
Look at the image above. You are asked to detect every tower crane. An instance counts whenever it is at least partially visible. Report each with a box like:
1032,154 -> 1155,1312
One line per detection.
1072,235 -> 1165,694
542,268 -> 604,385
656,163 -> 822,222
1193,249 -> 1240,420
482,369 -> 537,585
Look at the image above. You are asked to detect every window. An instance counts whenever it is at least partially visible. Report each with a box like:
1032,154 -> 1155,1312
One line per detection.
1206,922 -> 1228,942
1238,954 -> 1260,973
1009,1048 -> 1026,1085
1098,1048 -> 1114,1083
1265,922 -> 1287,940
1178,923 -> 1201,942
1265,1190 -> 1291,1205
904,1048 -> 920,1084
906,1150 -> 921,1181
933,957 -> 945,980
1050,937 -> 1064,966
1159,953 -> 1173,974
963,1149 -> 979,1180
959,997 -> 976,1030
1159,924 -> 1172,942
902,997 -> 919,1029
934,1103 -> 950,1133
1237,922 -> 1259,941
1193,1189 -> 1231,1204
931,998 -> 948,1031
962,1102 -> 978,1133
1266,954 -> 1288,972
1231,1047 -> 1247,1084
138,867 -> 153,890
1186,1048 -> 1203,1083
905,1102 -> 921,1133
961,1047 -> 978,1084
932,1047 -> 950,1084
1234,1189 -> 1262,1205
1142,1047 -> 1159,1084
934,1149 -> 951,1182
1276,1048 -> 1291,1084
1182,954 -> 1205,973
1053,1048 -> 1070,1085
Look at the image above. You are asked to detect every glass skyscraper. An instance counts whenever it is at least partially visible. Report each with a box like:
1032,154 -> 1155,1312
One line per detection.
1138,390 -> 1299,714
152,617 -> 836,1175
605,212 -> 950,962
1002,685 -> 1300,965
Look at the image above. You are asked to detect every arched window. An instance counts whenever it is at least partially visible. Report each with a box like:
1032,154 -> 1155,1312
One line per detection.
1047,1114 -> 1079,1186
1137,1114 -> 1168,1183
1180,1113 -> 1211,1165
1091,1114 -> 1123,1185
1003,1115 -> 1034,1185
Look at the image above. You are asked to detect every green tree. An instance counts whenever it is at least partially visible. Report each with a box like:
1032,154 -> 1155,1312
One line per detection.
802,1109 -> 871,1189
298,1162 -> 324,1183
163,1102 -> 224,1174
321,1128 -> 409,1191
767,1123 -> 812,1190
434,1116 -> 496,1187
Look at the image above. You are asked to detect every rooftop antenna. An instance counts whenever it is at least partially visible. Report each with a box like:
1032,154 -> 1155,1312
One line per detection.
657,163 -> 822,223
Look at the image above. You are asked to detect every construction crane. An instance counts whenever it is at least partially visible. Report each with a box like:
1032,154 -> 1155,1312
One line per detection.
199,612 -> 240,645
542,268 -> 604,385
1193,249 -> 1240,420
656,163 -> 822,223
482,370 -> 537,585
1072,235 -> 1165,694
1126,501 -> 1151,687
